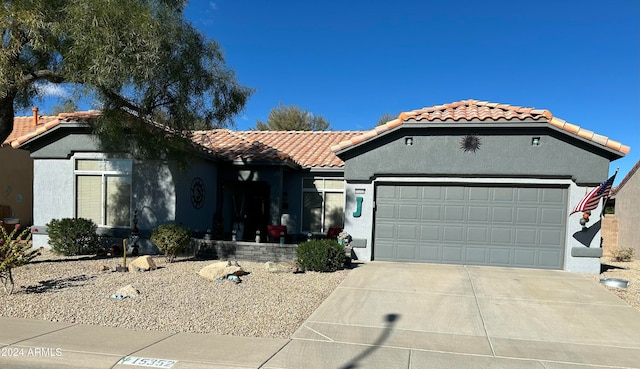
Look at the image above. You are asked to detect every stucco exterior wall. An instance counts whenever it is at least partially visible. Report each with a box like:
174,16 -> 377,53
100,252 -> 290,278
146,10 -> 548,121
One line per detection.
0,147 -> 33,225
615,171 -> 640,255
342,128 -> 610,184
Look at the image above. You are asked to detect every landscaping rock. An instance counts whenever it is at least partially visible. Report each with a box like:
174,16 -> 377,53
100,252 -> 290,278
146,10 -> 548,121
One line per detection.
265,261 -> 298,273
129,256 -> 158,272
98,265 -> 111,272
198,261 -> 246,281
112,284 -> 139,299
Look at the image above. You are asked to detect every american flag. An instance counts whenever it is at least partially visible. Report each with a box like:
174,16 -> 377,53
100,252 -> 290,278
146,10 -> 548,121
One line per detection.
570,173 -> 617,215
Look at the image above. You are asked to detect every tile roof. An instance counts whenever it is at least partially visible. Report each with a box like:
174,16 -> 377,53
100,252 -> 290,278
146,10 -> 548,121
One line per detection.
331,99 -> 631,155
3,110 -> 101,148
612,160 -> 640,196
194,130 -> 365,168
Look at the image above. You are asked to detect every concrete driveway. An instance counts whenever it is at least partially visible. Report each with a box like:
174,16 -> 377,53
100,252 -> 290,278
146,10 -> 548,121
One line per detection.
264,262 -> 640,369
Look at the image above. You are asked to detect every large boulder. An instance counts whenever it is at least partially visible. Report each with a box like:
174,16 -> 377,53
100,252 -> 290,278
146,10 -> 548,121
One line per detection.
198,261 -> 246,281
129,256 -> 158,272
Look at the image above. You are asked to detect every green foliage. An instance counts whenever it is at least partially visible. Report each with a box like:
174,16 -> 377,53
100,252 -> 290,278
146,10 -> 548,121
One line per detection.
296,239 -> 346,272
611,247 -> 634,262
151,223 -> 191,262
0,0 -> 252,157
255,103 -> 330,131
46,218 -> 99,256
0,223 -> 40,294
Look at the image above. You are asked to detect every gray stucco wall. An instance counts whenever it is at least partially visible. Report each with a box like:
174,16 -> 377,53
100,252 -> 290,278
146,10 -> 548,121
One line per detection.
340,127 -> 610,184
615,168 -> 640,255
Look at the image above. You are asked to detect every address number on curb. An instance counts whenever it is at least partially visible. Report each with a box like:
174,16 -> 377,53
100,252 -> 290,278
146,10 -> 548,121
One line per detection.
118,356 -> 177,368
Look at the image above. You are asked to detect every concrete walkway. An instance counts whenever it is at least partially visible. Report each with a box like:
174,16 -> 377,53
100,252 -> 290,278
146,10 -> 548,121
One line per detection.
1,262 -> 640,368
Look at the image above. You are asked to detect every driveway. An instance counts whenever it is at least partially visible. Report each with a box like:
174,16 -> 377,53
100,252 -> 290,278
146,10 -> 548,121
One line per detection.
264,262 -> 640,369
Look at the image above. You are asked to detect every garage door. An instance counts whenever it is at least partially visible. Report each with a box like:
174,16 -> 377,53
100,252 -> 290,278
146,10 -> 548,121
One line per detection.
374,184 -> 567,269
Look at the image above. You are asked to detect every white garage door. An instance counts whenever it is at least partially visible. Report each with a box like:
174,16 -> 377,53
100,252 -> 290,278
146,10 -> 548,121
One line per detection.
374,184 -> 567,269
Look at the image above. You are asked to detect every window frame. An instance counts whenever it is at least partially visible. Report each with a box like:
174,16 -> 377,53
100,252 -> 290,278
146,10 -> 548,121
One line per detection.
301,177 -> 345,234
73,156 -> 133,228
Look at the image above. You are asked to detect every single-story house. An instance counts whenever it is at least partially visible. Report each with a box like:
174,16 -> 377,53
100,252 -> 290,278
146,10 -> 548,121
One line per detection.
6,99 -> 630,274
609,160 -> 640,255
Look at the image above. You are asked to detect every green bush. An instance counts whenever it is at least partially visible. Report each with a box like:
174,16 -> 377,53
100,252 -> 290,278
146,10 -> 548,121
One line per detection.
151,223 -> 191,262
611,247 -> 634,262
47,218 -> 99,256
296,239 -> 346,272
1,223 -> 40,294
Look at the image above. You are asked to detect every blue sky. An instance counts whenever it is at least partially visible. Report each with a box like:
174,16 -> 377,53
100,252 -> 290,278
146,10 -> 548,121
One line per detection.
25,0 -> 640,184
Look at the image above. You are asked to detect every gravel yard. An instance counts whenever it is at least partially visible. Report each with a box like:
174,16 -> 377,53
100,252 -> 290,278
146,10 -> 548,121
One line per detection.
585,258 -> 640,310
0,251 -> 350,339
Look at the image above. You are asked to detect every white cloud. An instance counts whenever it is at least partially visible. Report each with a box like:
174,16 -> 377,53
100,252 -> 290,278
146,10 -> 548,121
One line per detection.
209,2 -> 217,11
35,82 -> 70,99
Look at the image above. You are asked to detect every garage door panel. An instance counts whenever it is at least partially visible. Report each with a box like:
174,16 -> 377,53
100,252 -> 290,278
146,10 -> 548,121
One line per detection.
468,206 -> 489,221
515,228 -> 537,245
419,246 -> 440,261
420,225 -> 440,241
398,204 -> 418,220
489,248 -> 511,265
492,207 -> 513,223
442,246 -> 463,262
397,224 -> 418,240
444,206 -> 465,221
541,208 -> 563,224
467,227 -> 488,242
374,184 -> 566,269
376,204 -> 395,219
466,247 -> 487,264
516,208 -> 538,223
514,249 -> 536,267
539,250 -> 562,268
469,187 -> 490,201
491,228 -> 512,244
421,205 -> 441,220
539,229 -> 562,246
400,186 -> 419,199
443,226 -> 464,242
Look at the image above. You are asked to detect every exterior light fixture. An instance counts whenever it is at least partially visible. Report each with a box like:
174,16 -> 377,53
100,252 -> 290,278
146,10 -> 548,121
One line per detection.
532,137 -> 541,146
405,137 -> 413,146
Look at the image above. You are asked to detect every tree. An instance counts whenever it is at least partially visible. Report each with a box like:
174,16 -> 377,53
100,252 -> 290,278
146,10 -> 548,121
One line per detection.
376,112 -> 397,126
255,103 -> 330,131
0,1 -> 252,158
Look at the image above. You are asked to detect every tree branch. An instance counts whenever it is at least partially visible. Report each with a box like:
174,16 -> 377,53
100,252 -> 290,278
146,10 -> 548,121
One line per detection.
21,70 -> 65,84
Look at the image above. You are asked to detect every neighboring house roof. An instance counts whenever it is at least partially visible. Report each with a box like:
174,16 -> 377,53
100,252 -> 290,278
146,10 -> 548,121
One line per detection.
3,110 -> 101,148
612,159 -> 640,197
195,130 -> 365,168
331,99 -> 630,156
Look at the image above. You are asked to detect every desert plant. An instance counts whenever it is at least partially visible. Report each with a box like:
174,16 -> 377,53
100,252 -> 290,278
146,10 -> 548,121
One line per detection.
611,247 -> 634,262
296,239 -> 346,272
151,223 -> 191,262
46,218 -> 99,256
0,223 -> 40,294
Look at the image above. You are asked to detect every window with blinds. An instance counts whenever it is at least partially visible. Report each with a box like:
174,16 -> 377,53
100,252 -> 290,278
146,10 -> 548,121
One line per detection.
75,159 -> 132,227
301,177 -> 345,233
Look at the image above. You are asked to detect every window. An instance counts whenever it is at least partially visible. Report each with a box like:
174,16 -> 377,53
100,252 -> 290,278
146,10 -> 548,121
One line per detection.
75,159 -> 132,227
302,178 -> 344,233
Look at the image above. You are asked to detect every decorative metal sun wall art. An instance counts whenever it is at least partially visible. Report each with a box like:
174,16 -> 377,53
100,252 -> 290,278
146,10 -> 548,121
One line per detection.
460,135 -> 481,153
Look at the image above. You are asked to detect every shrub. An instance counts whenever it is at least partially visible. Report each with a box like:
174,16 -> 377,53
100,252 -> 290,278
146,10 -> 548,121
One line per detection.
151,223 -> 191,262
1,223 -> 40,294
47,218 -> 99,256
611,247 -> 634,262
296,239 -> 346,272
